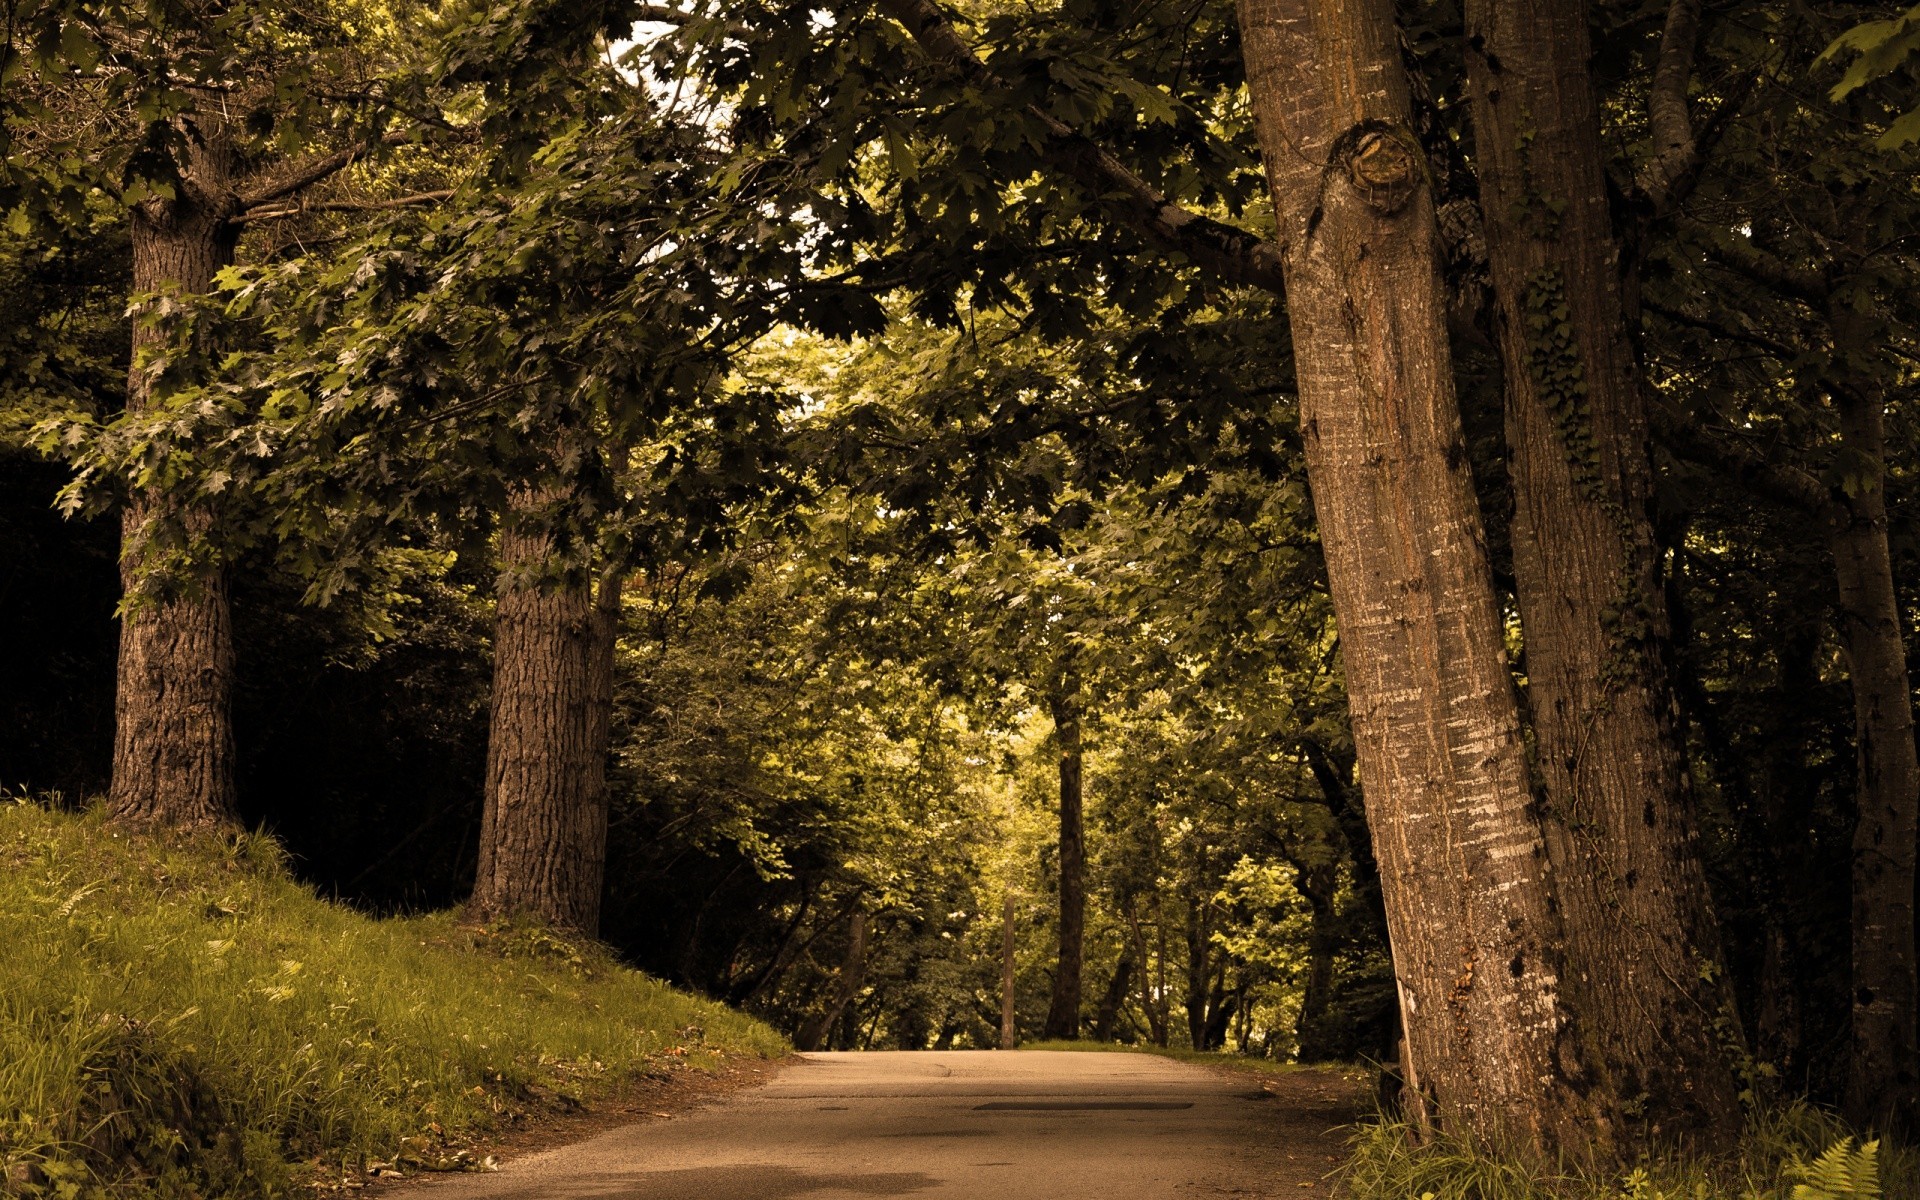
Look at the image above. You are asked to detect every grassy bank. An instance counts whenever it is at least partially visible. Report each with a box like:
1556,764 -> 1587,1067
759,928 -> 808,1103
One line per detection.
0,801 -> 785,1199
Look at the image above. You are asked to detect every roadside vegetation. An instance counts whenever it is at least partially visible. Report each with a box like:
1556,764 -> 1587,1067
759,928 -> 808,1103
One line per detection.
3,0 -> 1918,1194
1340,1110 -> 1913,1200
0,801 -> 783,1199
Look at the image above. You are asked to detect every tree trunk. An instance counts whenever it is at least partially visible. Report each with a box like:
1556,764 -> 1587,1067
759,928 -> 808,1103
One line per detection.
731,884 -> 816,1007
466,514 -> 620,935
1001,890 -> 1018,1049
795,909 -> 869,1052
108,126 -> 241,831
1042,688 -> 1085,1039
1093,954 -> 1133,1042
1200,965 -> 1236,1051
1185,888 -> 1212,1050
1459,0 -> 1741,1145
1755,626 -> 1820,1077
1295,873 -> 1340,1062
1824,345 -> 1920,1135
1125,896 -> 1168,1046
1236,0 -> 1595,1149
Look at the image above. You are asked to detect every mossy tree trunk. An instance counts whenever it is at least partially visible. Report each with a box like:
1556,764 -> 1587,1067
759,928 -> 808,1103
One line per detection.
1459,0 -> 1740,1145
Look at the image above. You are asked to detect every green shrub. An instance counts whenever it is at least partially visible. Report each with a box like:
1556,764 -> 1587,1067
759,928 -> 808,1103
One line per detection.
0,801 -> 785,1198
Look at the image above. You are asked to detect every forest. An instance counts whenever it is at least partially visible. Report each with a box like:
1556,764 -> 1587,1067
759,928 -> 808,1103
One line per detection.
1,0 -> 1918,1193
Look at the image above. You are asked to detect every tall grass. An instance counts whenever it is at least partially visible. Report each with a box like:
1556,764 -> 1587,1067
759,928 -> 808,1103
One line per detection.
0,801 -> 785,1199
1339,1100 -> 1915,1200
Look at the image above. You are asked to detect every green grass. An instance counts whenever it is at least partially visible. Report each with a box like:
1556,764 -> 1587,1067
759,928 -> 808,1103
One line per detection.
0,801 -> 786,1199
1339,1102 -> 1916,1200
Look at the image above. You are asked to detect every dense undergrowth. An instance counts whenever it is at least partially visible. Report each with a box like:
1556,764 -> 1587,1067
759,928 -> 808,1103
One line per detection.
1340,1105 -> 1915,1200
0,801 -> 785,1199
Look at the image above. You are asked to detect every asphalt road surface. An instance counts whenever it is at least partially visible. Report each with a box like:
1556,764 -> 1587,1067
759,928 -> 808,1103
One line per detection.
405,1050 -> 1356,1200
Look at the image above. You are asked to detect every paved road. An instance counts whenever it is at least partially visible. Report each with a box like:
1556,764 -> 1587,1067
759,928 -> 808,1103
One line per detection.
409,1050 -> 1355,1199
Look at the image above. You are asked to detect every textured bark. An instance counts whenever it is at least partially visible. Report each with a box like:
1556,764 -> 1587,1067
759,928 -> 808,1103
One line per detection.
466,518 -> 620,935
1042,689 -> 1086,1040
1236,0 -> 1593,1149
109,122 -> 241,831
1460,0 -> 1740,1144
1825,337 -> 1920,1135
795,910 -> 869,1051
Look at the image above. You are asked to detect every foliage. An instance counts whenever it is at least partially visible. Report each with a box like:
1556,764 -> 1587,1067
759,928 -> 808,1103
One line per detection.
1820,4 -> 1920,148
1339,1108 -> 1913,1200
0,800 -> 782,1199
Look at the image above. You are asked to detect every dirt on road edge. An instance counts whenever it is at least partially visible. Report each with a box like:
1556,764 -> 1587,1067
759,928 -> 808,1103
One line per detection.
346,1053 -> 798,1196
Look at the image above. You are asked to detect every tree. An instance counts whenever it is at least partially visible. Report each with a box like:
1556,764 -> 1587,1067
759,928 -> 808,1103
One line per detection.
1455,0 -> 1741,1142
10,0 -> 443,828
1235,0 -> 1596,1150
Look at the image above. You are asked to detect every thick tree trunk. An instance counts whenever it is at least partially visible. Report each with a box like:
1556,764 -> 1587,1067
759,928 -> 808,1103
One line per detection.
1824,352 -> 1920,1135
1459,0 -> 1740,1144
108,130 -> 241,831
466,517 -> 620,935
1042,689 -> 1085,1040
1236,0 -> 1595,1149
795,909 -> 869,1051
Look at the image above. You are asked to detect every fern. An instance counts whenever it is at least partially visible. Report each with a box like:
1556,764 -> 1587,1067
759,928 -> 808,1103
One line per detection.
1790,1138 -> 1881,1200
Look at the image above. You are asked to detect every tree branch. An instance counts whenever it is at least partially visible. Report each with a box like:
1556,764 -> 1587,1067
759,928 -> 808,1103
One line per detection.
1650,399 -> 1830,516
1686,220 -> 1832,308
237,129 -> 419,211
1639,0 -> 1703,211
234,189 -> 454,224
1642,298 -> 1805,361
874,0 -> 1286,295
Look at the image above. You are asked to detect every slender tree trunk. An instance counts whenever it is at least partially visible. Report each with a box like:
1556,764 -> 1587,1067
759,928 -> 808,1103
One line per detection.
732,885 -> 816,1006
466,511 -> 619,934
1459,0 -> 1741,1145
1237,0 -> 1595,1150
1125,896 -> 1168,1046
1755,627 -> 1820,1076
795,910 -> 869,1051
1185,888 -> 1211,1049
1295,874 -> 1340,1062
1043,688 -> 1085,1039
1824,343 -> 1920,1135
1001,890 -> 1018,1049
1094,954 -> 1133,1042
109,127 -> 240,831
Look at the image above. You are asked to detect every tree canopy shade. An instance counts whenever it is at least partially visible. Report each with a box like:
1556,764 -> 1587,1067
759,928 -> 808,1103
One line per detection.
3,0 -> 1919,1179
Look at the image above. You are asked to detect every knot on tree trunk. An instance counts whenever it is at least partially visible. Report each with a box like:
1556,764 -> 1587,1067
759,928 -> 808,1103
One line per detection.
1331,121 -> 1423,215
